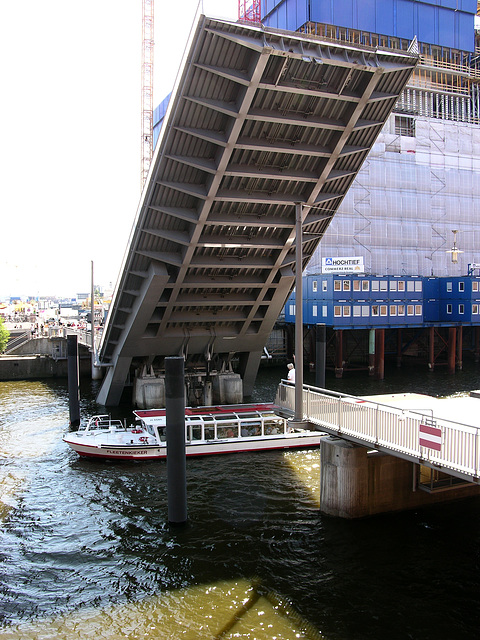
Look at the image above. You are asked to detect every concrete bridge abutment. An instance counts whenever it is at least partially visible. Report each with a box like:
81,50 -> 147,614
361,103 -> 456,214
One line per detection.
320,436 -> 480,518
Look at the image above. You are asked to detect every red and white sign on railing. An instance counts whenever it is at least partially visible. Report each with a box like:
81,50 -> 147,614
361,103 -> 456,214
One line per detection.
419,422 -> 442,451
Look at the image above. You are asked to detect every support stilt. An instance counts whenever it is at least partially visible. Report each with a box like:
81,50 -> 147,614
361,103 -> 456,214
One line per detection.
335,329 -> 343,378
428,326 -> 435,371
375,328 -> 385,380
448,327 -> 456,374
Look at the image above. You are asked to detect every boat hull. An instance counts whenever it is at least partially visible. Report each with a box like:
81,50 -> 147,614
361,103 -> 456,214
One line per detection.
63,433 -> 323,461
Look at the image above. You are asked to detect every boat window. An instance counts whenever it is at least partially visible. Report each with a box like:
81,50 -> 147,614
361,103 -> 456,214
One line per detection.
204,425 -> 214,440
190,425 -> 202,441
264,418 -> 285,435
217,425 -> 238,439
146,424 -> 155,436
216,414 -> 237,422
240,421 -> 262,437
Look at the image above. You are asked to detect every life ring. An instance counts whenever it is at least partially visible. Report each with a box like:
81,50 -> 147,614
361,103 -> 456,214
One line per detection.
139,437 -> 148,443
131,429 -> 143,434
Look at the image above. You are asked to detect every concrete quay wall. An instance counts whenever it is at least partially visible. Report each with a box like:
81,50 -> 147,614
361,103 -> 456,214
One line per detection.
320,437 -> 480,518
0,355 -> 92,380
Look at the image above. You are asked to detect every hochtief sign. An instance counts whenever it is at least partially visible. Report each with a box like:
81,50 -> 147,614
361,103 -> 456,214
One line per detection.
322,257 -> 364,274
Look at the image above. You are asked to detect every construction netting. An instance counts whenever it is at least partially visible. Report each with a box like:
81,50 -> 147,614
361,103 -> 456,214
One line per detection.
306,113 -> 480,278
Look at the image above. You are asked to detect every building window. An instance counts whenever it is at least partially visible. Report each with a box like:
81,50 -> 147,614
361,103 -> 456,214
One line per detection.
459,304 -> 464,314
446,282 -> 452,292
362,280 -> 370,292
322,280 -> 328,292
362,306 -> 369,317
334,306 -> 341,317
353,280 -> 361,291
380,281 -> 388,292
343,306 -> 351,317
473,282 -> 479,293
415,281 -> 422,292
322,305 -> 328,317
459,282 -> 464,292
398,305 -> 405,316
407,305 -> 414,316
473,304 -> 478,315
372,305 -> 379,316
343,280 -> 351,292
447,304 -> 452,314
398,281 -> 405,291
390,305 -> 397,316
289,304 -> 295,316
353,305 -> 361,317
407,281 -> 415,292
371,281 -> 379,291
334,280 -> 341,291
395,115 -> 415,137
415,305 -> 422,315
312,305 -> 318,317
312,280 -> 317,292
390,281 -> 397,291
380,305 -> 388,316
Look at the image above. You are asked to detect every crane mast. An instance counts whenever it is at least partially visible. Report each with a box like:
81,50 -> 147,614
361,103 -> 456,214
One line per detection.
141,0 -> 154,188
238,0 -> 261,23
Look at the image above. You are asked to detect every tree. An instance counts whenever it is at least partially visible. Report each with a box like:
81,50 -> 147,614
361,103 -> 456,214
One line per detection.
0,317 -> 10,353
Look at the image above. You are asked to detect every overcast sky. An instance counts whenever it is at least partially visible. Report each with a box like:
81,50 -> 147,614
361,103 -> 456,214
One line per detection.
0,0 -> 238,299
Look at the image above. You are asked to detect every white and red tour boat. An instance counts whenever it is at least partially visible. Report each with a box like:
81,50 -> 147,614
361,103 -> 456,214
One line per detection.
63,403 -> 323,461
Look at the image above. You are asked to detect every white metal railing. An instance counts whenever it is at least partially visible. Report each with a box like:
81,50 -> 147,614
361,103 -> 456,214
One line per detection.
275,382 -> 480,483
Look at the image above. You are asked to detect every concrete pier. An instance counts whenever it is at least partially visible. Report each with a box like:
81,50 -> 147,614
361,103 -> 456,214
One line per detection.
320,436 -> 480,518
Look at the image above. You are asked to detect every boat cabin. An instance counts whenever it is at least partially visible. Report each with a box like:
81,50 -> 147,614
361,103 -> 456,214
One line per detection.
133,406 -> 289,443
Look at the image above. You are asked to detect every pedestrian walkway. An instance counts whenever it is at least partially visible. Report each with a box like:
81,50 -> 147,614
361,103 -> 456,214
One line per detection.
275,382 -> 480,484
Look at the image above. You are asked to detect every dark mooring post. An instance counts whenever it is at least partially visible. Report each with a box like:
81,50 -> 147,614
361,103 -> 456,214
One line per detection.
67,334 -> 80,427
315,323 -> 326,389
165,356 -> 188,525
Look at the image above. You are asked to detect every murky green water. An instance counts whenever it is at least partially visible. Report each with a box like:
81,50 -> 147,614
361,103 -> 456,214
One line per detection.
0,366 -> 479,639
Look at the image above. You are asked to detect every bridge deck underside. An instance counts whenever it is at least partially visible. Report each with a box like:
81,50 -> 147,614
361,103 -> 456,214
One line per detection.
98,16 -> 417,405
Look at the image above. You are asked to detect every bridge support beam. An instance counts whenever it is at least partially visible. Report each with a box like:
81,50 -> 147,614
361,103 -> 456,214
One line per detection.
96,356 -> 132,407
238,350 -> 262,397
319,437 -> 480,519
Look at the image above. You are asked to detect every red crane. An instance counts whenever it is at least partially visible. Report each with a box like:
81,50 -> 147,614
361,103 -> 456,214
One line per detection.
238,0 -> 261,24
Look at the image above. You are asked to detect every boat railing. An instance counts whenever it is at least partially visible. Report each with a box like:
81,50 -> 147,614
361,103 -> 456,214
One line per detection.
81,415 -> 127,432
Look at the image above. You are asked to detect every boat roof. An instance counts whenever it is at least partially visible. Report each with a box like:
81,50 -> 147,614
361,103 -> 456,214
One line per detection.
134,403 -> 277,424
